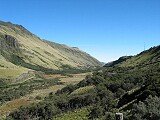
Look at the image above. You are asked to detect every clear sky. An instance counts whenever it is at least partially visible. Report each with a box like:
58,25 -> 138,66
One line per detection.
0,0 -> 160,62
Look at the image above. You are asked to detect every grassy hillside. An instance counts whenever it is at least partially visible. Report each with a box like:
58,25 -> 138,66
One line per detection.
118,45 -> 160,67
0,20 -> 101,79
104,45 -> 160,68
104,56 -> 132,67
7,45 -> 160,120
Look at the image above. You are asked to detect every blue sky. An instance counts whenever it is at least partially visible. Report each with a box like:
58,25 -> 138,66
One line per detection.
0,0 -> 160,62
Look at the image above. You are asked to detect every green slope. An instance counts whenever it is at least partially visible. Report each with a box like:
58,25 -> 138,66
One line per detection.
118,45 -> 160,67
0,20 -> 101,79
104,45 -> 160,68
104,56 -> 132,67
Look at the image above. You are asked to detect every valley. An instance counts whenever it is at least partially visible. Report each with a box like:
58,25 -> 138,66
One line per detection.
0,20 -> 159,120
0,73 -> 87,118
5,45 -> 160,120
0,20 -> 102,119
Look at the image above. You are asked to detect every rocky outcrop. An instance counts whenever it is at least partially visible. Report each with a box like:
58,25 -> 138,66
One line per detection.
0,34 -> 21,53
13,70 -> 36,82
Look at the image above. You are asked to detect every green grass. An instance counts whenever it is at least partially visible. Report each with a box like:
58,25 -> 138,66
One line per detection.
53,107 -> 90,120
70,85 -> 95,96
119,46 -> 160,67
0,68 -> 28,79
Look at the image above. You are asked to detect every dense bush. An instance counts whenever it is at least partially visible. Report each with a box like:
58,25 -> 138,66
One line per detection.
130,95 -> 160,120
7,102 -> 61,120
0,78 -> 61,103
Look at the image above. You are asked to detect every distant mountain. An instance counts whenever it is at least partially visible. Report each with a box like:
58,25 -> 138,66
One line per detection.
104,56 -> 132,67
104,45 -> 160,67
119,45 -> 160,67
0,20 -> 101,79
100,62 -> 106,66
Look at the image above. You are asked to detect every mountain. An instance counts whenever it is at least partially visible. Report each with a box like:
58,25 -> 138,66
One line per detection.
104,45 -> 160,67
118,45 -> 160,67
104,56 -> 132,67
0,20 -> 101,79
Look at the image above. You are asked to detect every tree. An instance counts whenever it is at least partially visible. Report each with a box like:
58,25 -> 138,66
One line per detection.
131,95 -> 160,120
89,105 -> 104,119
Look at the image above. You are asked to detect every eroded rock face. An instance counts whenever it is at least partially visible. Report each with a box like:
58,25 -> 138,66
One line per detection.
4,35 -> 18,47
0,34 -> 21,53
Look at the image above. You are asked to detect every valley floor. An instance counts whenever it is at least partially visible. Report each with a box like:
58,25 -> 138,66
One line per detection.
0,73 -> 87,117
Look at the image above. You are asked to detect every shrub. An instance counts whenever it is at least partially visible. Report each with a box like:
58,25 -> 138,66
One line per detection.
131,95 -> 160,120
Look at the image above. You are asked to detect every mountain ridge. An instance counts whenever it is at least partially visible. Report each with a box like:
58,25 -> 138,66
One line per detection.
0,20 -> 101,79
104,45 -> 160,68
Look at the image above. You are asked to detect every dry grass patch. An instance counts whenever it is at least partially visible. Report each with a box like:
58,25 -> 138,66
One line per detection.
44,73 -> 87,85
0,68 -> 28,79
0,98 -> 32,116
30,85 -> 65,98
